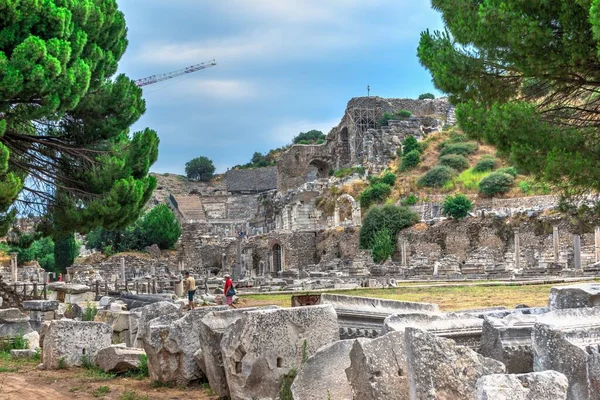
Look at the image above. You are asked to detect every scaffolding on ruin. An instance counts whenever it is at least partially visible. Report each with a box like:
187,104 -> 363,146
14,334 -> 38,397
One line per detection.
348,108 -> 376,162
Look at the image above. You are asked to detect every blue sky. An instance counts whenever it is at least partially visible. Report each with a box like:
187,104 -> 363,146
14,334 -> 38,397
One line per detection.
116,1 -> 445,174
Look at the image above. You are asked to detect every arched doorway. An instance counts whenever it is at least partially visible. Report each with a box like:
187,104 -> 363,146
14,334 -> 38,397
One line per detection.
272,244 -> 283,272
306,159 -> 330,183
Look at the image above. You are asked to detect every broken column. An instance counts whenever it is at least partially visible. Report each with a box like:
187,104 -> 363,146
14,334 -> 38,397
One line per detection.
120,257 -> 126,284
406,328 -> 505,400
10,252 -> 17,282
554,226 -> 560,263
574,234 -> 582,270
220,305 -> 339,400
514,229 -> 520,270
334,204 -> 340,226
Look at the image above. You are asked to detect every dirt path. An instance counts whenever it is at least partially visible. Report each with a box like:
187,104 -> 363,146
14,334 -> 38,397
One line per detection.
0,367 -> 217,400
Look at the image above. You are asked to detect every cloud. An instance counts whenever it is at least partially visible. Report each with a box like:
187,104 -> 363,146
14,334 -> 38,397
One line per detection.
267,118 -> 341,146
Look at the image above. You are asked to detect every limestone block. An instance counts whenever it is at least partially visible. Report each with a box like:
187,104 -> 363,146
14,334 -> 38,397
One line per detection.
481,313 -> 538,373
0,308 -> 29,323
549,283 -> 600,309
95,345 -> 146,373
143,306 -> 228,386
476,371 -> 568,400
221,305 -> 340,400
10,349 -> 37,359
383,312 -> 483,349
47,283 -> 90,294
22,300 -> 59,312
0,321 -> 33,337
406,327 -> 505,400
345,331 -> 409,400
98,296 -> 116,308
24,331 -> 40,349
199,306 -> 278,398
133,301 -> 181,347
65,292 -> 95,303
95,310 -> 133,346
291,339 -> 361,400
41,320 -> 112,369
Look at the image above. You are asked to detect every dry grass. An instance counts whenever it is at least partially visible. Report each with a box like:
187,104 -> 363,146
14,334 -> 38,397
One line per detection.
238,282 -> 576,311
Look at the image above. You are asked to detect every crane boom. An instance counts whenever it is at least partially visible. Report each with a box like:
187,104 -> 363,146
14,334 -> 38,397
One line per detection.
134,59 -> 217,87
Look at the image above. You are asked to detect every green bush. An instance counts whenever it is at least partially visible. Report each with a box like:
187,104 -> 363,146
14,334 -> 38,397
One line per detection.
496,166 -> 518,177
380,172 -> 397,185
473,157 -> 496,173
439,142 -> 478,157
402,135 -> 422,155
359,205 -> 419,250
397,109 -> 412,118
439,154 -> 470,171
360,183 -> 392,209
417,166 -> 457,188
82,301 -> 98,322
379,112 -> 396,127
479,172 -> 515,196
138,205 -> 182,250
418,93 -> 435,100
400,193 -> 419,206
400,150 -> 421,171
293,130 -> 325,144
371,229 -> 395,263
442,193 -> 473,219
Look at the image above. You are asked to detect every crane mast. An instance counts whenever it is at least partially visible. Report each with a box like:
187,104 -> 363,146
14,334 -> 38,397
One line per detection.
134,59 -> 217,87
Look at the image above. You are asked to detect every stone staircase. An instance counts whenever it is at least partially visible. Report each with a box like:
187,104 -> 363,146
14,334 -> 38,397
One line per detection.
173,195 -> 206,222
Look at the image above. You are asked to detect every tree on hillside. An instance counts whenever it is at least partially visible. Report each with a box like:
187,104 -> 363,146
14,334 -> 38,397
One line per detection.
185,156 -> 215,181
293,130 -> 326,144
0,0 -> 159,237
138,205 -> 181,249
418,1 -> 600,192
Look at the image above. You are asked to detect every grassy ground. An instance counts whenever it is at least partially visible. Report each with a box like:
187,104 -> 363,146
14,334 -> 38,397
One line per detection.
238,283 -> 561,310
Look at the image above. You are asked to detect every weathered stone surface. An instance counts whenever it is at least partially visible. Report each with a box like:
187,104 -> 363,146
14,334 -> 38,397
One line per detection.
95,310 -> 133,346
532,308 -> 600,400
345,331 -> 409,400
48,283 -> 90,294
481,313 -> 538,373
292,339 -> 361,400
0,308 -> 29,323
549,283 -> 600,309
199,306 -> 278,398
95,345 -> 146,373
10,349 -> 37,359
132,301 -> 180,348
221,305 -> 340,400
476,371 -> 568,400
406,327 -> 505,400
41,320 -> 112,369
383,312 -> 483,349
143,306 -> 228,386
24,330 -> 40,349
98,296 -> 116,307
22,300 -> 59,312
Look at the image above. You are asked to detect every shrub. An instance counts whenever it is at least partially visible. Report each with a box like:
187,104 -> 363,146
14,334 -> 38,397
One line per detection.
418,93 -> 435,100
402,135 -> 422,155
417,165 -> 457,188
185,156 -> 215,181
292,129 -> 325,144
479,172 -> 515,196
359,205 -> 419,250
82,301 -> 98,322
439,142 -> 478,157
371,229 -> 394,263
442,193 -> 473,219
473,157 -> 496,173
400,193 -> 418,206
380,172 -> 397,186
137,205 -> 182,249
439,154 -> 470,171
360,183 -> 392,209
397,109 -> 412,118
497,166 -> 518,177
400,150 -> 421,171
379,112 -> 395,127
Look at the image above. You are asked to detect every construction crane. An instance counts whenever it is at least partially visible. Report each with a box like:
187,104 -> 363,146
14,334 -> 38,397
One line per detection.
134,59 -> 217,87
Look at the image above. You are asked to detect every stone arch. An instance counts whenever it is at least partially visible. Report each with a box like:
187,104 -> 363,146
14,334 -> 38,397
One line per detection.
338,127 -> 351,166
334,194 -> 362,226
306,159 -> 330,182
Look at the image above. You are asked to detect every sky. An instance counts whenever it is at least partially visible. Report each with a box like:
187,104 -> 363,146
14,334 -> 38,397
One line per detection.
116,1 -> 445,174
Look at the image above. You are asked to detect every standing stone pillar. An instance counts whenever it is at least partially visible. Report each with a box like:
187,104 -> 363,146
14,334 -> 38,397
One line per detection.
553,226 -> 560,263
514,230 -> 520,270
401,241 -> 408,267
574,234 -> 582,270
595,226 -> 600,263
120,257 -> 126,283
10,252 -> 18,282
334,205 -> 340,226
352,206 -> 362,227
174,260 -> 184,297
